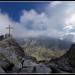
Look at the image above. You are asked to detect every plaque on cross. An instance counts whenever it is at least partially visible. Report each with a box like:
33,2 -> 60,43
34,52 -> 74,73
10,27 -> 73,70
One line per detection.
6,25 -> 13,37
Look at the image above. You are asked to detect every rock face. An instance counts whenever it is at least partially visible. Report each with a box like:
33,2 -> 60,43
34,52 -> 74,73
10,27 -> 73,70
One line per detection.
19,61 -> 52,73
33,63 -> 52,73
0,35 -> 4,41
0,37 -> 25,73
0,67 -> 5,73
65,44 -> 75,67
47,43 -> 75,73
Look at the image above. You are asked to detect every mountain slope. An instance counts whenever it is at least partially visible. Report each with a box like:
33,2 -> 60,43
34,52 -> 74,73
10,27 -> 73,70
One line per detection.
47,43 -> 75,73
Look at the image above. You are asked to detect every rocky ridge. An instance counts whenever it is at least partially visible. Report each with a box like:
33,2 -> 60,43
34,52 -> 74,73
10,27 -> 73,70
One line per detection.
0,36 -> 75,73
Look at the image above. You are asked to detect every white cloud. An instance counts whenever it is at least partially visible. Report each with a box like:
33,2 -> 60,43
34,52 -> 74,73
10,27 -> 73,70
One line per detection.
50,1 -> 62,7
45,1 -> 75,41
19,9 -> 62,38
1,1 -> 75,42
20,9 -> 49,31
0,11 -> 12,35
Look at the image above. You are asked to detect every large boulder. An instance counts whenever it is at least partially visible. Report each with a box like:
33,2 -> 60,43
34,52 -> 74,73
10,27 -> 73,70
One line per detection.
19,59 -> 37,73
19,59 -> 52,73
33,63 -> 52,73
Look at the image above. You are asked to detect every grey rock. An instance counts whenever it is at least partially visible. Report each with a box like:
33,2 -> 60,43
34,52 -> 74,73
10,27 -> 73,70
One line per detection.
0,67 -> 5,73
10,66 -> 20,73
47,43 -> 75,73
19,59 -> 37,73
15,62 -> 22,69
47,62 -> 72,73
19,67 -> 33,73
34,63 -> 52,73
23,59 -> 37,67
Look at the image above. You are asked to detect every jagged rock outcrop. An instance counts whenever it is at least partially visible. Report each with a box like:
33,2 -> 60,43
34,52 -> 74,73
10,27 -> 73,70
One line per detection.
0,37 -> 25,73
65,44 -> 75,68
47,43 -> 75,73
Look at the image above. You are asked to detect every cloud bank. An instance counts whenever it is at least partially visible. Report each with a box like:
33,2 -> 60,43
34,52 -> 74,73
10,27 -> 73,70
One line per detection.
0,1 -> 75,42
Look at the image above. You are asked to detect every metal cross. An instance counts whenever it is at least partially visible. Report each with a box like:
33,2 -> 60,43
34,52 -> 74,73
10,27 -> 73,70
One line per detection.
6,25 -> 13,36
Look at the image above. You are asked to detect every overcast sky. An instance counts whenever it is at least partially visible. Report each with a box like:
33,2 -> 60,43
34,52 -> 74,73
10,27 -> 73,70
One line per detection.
0,1 -> 75,42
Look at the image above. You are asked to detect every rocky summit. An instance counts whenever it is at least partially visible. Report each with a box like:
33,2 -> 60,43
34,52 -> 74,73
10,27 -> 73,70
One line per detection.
0,35 -> 75,73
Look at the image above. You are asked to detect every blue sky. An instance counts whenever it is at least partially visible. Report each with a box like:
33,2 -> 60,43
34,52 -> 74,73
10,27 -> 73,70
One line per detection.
0,1 -> 75,42
0,2 -> 49,22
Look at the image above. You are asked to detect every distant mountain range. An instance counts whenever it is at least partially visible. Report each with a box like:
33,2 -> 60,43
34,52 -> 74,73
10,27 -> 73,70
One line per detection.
15,36 -> 73,51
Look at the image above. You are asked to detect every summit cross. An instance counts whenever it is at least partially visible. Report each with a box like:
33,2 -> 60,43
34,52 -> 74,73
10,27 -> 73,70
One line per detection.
6,25 -> 13,36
